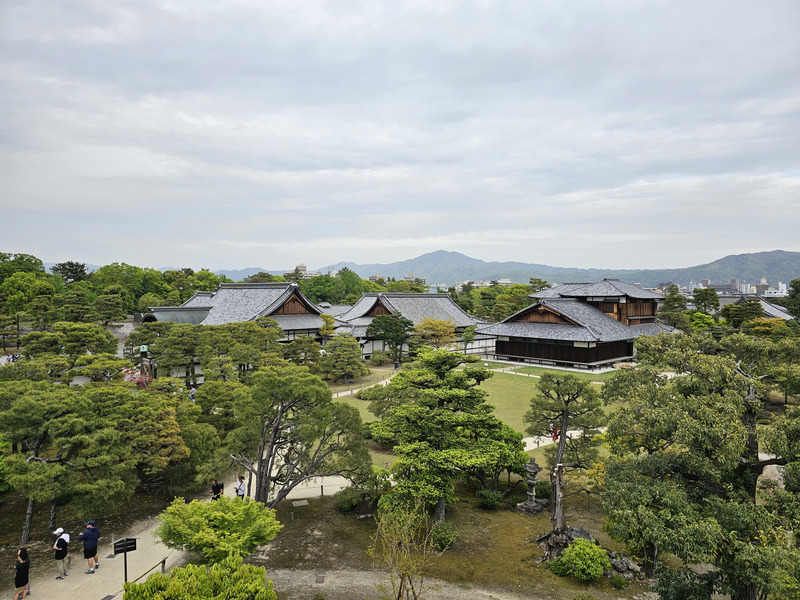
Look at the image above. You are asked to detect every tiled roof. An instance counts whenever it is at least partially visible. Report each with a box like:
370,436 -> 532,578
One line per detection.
478,298 -> 644,343
338,293 -> 485,328
146,307 -> 211,324
188,283 -> 303,326
533,279 -> 663,300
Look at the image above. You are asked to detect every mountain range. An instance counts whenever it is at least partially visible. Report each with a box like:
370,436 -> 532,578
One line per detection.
214,249 -> 800,288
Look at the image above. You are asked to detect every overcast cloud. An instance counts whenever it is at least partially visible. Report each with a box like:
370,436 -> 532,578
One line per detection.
2,0 -> 799,272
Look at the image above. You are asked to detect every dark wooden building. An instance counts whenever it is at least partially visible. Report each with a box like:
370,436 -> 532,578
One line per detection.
479,279 -> 673,368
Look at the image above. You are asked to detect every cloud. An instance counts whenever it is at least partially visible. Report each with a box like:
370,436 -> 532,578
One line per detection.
2,0 -> 799,272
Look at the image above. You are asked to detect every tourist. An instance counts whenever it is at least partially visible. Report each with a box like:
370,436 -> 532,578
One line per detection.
53,526 -> 70,579
78,520 -> 100,573
211,478 -> 224,501
235,475 -> 246,500
13,547 -> 29,600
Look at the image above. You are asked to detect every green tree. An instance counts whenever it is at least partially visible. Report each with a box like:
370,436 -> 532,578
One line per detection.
282,335 -> 322,373
320,333 -> 368,383
227,363 -> 371,507
602,332 -> 800,599
51,321 -> 117,359
783,278 -> 800,320
369,500 -> 443,600
365,314 -> 414,362
721,297 -> 764,329
523,373 -> 604,558
68,353 -> 133,384
242,271 -> 284,283
371,348 -> 521,522
0,252 -> 45,285
692,287 -> 720,316
123,554 -> 277,600
413,317 -> 456,349
51,261 -> 89,283
154,496 -> 282,563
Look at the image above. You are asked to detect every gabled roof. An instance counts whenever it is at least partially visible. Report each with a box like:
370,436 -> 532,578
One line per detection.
478,298 -> 652,343
338,293 -> 485,328
533,279 -> 663,300
181,283 -> 322,326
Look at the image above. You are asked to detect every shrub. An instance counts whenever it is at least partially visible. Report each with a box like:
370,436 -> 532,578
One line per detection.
571,595 -> 597,600
654,569 -> 712,600
476,489 -> 503,510
369,351 -> 391,366
548,538 -> 611,582
333,486 -> 362,512
610,573 -> 628,589
431,521 -> 458,550
123,554 -> 277,600
154,497 -> 282,563
535,480 -> 551,499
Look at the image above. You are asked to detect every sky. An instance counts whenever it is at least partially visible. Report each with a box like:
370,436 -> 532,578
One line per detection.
2,1 -> 799,273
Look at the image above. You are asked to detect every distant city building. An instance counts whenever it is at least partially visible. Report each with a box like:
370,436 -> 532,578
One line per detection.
283,263 -> 321,279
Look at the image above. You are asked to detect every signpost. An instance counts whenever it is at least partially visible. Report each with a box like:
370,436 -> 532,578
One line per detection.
113,537 -> 138,583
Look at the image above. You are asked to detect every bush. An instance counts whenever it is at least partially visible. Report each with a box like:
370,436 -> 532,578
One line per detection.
369,351 -> 391,366
431,521 -> 458,551
610,573 -> 628,589
571,595 -> 597,600
154,497 -> 283,563
476,489 -> 503,510
548,538 -> 611,582
654,569 -> 712,600
535,480 -> 551,499
123,554 -> 277,600
333,486 -> 362,512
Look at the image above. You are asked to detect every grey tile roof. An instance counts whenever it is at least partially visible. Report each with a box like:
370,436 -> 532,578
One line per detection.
761,300 -> 792,320
338,293 -> 485,327
478,298 -> 639,343
191,283 -> 301,326
532,279 -> 663,300
146,307 -> 211,324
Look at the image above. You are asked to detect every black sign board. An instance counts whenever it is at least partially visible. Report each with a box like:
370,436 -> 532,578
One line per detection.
114,537 -> 137,555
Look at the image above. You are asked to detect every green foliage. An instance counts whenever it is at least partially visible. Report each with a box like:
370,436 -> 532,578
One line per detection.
535,480 -> 551,499
570,595 -> 597,600
653,569 -> 712,600
372,348 -> 523,520
430,521 -> 458,551
320,334 -> 369,383
155,496 -> 282,563
333,486 -> 365,512
368,350 -> 391,365
610,573 -> 628,589
475,488 -> 503,510
122,554 -> 277,600
365,314 -> 414,362
692,287 -> 720,315
548,539 -> 610,582
603,332 -> 800,593
227,363 -> 371,507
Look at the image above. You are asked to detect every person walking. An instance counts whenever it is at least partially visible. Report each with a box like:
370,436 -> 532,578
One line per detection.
235,475 -> 246,500
53,527 -> 70,579
13,547 -> 29,600
210,478 -> 224,501
78,520 -> 100,573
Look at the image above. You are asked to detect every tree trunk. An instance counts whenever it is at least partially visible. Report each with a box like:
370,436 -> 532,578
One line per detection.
642,541 -> 659,578
20,498 -> 35,545
433,495 -> 446,524
49,496 -> 57,532
551,464 -> 565,534
732,582 -> 758,600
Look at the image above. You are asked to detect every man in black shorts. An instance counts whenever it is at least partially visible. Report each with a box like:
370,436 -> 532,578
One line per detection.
78,521 -> 100,574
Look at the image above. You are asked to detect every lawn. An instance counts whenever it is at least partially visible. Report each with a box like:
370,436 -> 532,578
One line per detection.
480,372 -> 539,434
513,365 -> 619,382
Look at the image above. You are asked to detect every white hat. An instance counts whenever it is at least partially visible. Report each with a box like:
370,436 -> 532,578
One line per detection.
53,527 -> 64,535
